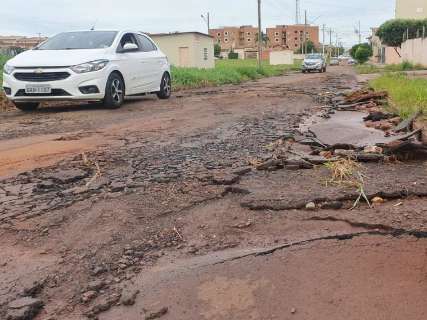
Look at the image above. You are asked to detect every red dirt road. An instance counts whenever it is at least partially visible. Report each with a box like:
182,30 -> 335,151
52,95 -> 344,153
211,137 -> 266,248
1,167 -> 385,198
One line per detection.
1,67 -> 426,320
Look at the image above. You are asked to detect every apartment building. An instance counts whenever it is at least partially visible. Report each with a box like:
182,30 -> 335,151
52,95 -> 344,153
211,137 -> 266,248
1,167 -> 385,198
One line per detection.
266,25 -> 319,51
209,25 -> 259,50
396,0 -> 427,19
0,36 -> 46,49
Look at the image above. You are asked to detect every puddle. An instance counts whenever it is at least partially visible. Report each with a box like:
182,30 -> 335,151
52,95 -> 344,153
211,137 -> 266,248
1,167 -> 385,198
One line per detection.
303,111 -> 405,147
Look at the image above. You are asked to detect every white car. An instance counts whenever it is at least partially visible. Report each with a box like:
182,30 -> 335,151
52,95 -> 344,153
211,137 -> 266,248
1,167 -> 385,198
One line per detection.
2,30 -> 171,111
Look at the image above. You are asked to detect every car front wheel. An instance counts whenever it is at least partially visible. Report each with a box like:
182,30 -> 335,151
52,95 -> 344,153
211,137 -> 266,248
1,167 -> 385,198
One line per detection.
103,73 -> 125,109
156,73 -> 171,99
14,102 -> 40,112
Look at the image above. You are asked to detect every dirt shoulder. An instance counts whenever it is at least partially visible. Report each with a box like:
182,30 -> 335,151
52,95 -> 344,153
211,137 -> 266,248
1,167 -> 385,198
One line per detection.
1,66 -> 426,320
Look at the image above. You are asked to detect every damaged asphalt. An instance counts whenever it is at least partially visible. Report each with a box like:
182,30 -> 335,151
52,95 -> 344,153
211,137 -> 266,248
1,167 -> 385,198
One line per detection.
0,67 -> 426,320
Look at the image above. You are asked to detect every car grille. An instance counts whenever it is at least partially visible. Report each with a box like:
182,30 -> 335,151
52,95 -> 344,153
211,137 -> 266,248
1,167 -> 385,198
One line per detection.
14,72 -> 71,82
15,89 -> 72,97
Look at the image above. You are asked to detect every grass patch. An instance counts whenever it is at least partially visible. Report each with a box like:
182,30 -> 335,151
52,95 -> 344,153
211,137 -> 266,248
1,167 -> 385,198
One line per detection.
172,59 -> 301,90
370,73 -> 427,118
0,54 -> 11,83
356,61 -> 426,74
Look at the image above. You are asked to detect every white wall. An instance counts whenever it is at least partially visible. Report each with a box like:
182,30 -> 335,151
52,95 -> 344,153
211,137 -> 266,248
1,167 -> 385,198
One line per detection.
401,38 -> 427,66
270,50 -> 294,65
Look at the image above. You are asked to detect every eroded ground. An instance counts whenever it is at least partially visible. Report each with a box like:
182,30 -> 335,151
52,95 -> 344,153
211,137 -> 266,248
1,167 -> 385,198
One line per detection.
1,67 -> 426,320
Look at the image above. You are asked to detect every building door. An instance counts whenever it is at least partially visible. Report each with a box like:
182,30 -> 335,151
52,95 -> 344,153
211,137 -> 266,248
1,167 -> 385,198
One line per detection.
179,47 -> 190,67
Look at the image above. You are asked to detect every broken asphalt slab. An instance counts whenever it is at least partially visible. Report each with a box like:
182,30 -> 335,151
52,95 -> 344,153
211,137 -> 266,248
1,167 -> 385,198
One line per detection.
239,161 -> 427,212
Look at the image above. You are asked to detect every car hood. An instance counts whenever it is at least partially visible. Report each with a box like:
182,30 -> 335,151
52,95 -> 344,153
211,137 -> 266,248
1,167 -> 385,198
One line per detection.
7,49 -> 112,67
304,59 -> 322,64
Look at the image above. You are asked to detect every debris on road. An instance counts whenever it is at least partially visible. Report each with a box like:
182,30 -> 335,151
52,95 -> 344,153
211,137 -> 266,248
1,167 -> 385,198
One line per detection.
6,297 -> 43,320
144,307 -> 169,320
120,289 -> 140,306
344,89 -> 388,104
372,197 -> 385,205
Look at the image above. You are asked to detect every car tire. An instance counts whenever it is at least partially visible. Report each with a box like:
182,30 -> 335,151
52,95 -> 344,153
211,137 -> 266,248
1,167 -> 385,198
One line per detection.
103,73 -> 125,109
156,72 -> 172,99
14,102 -> 39,112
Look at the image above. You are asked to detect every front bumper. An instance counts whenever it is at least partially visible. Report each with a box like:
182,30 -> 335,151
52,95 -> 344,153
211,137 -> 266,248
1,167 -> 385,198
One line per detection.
2,67 -> 109,102
302,64 -> 322,71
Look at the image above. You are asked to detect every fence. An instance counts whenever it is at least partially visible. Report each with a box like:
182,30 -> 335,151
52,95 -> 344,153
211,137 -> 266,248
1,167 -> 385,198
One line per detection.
402,26 -> 427,42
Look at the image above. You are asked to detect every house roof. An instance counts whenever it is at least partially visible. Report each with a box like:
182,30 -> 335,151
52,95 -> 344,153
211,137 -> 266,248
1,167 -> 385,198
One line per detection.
148,31 -> 213,38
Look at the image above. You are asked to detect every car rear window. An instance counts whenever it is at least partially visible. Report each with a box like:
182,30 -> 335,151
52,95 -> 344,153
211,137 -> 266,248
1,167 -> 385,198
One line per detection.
37,31 -> 118,50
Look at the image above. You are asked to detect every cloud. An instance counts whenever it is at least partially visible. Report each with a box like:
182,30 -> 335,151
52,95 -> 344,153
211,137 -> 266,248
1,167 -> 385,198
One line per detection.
1,0 -> 395,46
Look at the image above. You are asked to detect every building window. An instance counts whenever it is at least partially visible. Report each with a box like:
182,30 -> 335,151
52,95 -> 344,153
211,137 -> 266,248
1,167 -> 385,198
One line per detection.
224,38 -> 229,43
275,38 -> 279,42
203,48 -> 208,60
217,33 -> 221,37
294,31 -> 298,34
275,32 -> 279,36
295,43 -> 298,47
247,32 -> 251,36
247,38 -> 251,42
224,31 -> 229,36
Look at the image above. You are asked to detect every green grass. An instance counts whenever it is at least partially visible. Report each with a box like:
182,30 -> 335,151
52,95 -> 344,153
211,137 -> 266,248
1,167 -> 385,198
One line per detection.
356,61 -> 426,74
0,54 -> 11,82
370,73 -> 427,118
172,59 -> 301,90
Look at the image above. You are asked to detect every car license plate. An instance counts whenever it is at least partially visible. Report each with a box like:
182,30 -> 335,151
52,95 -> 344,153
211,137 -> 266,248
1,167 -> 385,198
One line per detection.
25,85 -> 51,94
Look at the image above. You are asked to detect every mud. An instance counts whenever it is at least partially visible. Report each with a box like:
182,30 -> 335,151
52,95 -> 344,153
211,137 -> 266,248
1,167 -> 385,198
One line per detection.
1,66 -> 426,320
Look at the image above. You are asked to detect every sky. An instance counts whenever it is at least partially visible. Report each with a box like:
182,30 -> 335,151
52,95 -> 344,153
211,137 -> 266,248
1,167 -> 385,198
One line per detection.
1,0 -> 395,47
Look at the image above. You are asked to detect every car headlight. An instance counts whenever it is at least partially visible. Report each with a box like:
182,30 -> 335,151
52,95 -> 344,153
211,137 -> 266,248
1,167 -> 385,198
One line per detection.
3,63 -> 14,75
70,60 -> 109,74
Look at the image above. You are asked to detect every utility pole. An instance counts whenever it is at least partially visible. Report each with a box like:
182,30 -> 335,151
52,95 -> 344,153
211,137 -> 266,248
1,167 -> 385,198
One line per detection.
335,33 -> 338,57
328,28 -> 333,59
322,24 -> 326,56
257,0 -> 262,69
295,0 -> 300,24
201,13 -> 210,33
358,20 -> 361,44
303,10 -> 307,54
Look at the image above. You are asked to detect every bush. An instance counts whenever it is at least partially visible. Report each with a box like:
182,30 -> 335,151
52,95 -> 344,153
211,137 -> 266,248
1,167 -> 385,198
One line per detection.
228,51 -> 239,60
350,43 -> 372,60
214,44 -> 221,57
355,46 -> 371,64
0,54 -> 11,82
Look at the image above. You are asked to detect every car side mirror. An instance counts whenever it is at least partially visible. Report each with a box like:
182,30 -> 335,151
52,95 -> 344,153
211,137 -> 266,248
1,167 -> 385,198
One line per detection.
121,43 -> 139,52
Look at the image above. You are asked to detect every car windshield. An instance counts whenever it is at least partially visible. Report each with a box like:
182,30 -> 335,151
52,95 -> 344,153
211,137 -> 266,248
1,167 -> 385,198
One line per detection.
306,54 -> 322,60
37,31 -> 118,50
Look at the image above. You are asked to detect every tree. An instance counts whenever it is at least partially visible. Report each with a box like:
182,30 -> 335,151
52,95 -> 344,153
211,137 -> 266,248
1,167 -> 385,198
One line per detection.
354,46 -> 372,64
350,43 -> 372,60
295,40 -> 317,54
214,43 -> 221,57
377,19 -> 427,47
